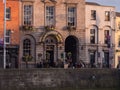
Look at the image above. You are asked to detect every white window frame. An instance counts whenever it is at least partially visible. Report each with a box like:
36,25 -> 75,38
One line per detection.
5,30 -> 11,44
6,7 -> 11,20
67,6 -> 76,26
23,5 -> 33,25
46,6 -> 55,26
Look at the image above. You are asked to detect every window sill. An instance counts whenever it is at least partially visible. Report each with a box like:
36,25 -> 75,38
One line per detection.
91,19 -> 96,20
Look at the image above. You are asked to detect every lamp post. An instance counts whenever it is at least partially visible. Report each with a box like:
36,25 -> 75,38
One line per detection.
109,10 -> 115,68
3,0 -> 6,69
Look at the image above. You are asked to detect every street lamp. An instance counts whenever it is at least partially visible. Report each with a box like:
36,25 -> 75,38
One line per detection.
3,0 -> 7,69
109,10 -> 115,68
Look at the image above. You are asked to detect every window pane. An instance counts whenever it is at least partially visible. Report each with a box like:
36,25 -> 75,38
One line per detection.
46,6 -> 55,26
90,29 -> 95,43
23,39 -> 31,56
91,10 -> 96,20
24,5 -> 33,25
68,7 -> 76,26
104,30 -> 110,44
6,7 -> 11,20
105,11 -> 110,21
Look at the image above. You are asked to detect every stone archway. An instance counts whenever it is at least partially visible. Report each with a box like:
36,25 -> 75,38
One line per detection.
65,36 -> 79,67
45,35 -> 57,67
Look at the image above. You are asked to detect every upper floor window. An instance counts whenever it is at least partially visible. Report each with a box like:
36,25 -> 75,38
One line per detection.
6,7 -> 11,20
46,6 -> 55,26
104,30 -> 110,44
6,30 -> 11,44
118,35 -> 120,47
23,5 -> 33,25
67,7 -> 76,26
105,11 -> 110,21
91,10 -> 96,20
23,39 -> 31,56
90,29 -> 95,44
118,22 -> 120,30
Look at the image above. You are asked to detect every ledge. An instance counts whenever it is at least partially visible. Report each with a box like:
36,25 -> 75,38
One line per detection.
21,0 -> 35,2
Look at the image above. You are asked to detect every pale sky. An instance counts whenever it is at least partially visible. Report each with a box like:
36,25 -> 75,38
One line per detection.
86,0 -> 120,12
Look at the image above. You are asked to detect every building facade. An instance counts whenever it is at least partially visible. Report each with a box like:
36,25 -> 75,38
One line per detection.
0,0 -> 19,68
115,12 -> 120,68
19,0 -> 85,68
85,2 -> 115,68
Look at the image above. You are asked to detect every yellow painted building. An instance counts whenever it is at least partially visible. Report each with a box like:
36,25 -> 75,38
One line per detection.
115,12 -> 120,68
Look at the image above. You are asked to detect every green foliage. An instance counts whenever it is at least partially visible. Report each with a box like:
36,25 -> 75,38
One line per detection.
45,25 -> 55,30
22,55 -> 33,62
22,25 -> 34,31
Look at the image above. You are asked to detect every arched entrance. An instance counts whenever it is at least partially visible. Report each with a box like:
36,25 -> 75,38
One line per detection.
45,35 -> 57,67
65,36 -> 78,67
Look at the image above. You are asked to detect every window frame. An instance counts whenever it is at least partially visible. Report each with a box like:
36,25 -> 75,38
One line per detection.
23,4 -> 33,25
45,5 -> 55,26
5,30 -> 11,44
105,11 -> 110,21
118,22 -> 120,30
104,30 -> 110,44
90,29 -> 95,44
23,39 -> 31,56
118,35 -> 120,47
91,10 -> 96,20
6,7 -> 11,20
67,6 -> 76,26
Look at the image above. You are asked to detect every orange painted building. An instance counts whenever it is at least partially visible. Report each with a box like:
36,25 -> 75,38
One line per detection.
0,0 -> 19,68
0,0 -> 19,44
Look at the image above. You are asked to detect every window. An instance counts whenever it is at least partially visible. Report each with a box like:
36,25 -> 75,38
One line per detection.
5,30 -> 11,44
23,39 -> 31,56
103,52 -> 109,68
118,35 -> 120,47
89,51 -> 95,68
23,5 -> 33,25
118,22 -> 120,30
91,10 -> 96,20
90,29 -> 95,44
104,30 -> 110,44
46,6 -> 55,26
67,7 -> 76,26
118,56 -> 120,64
6,7 -> 11,20
105,11 -> 110,21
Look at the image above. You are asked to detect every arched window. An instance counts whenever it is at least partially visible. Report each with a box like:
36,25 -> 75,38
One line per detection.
23,39 -> 31,56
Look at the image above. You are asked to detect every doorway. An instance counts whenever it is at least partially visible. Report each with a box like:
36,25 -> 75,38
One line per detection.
65,36 -> 78,67
46,45 -> 54,67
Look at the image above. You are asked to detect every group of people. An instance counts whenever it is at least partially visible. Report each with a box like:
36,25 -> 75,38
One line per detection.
36,59 -> 85,68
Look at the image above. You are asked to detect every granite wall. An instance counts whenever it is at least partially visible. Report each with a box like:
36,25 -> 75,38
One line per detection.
0,68 -> 120,90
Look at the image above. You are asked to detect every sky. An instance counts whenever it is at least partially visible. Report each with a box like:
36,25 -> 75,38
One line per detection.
86,0 -> 120,12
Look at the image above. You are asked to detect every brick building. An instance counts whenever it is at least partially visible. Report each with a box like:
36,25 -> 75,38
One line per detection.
19,0 -> 85,68
0,0 -> 19,68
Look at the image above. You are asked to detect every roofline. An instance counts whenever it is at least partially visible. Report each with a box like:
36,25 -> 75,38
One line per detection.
86,2 -> 115,8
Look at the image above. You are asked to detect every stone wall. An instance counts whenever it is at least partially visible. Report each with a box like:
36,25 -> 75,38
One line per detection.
0,69 -> 120,90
